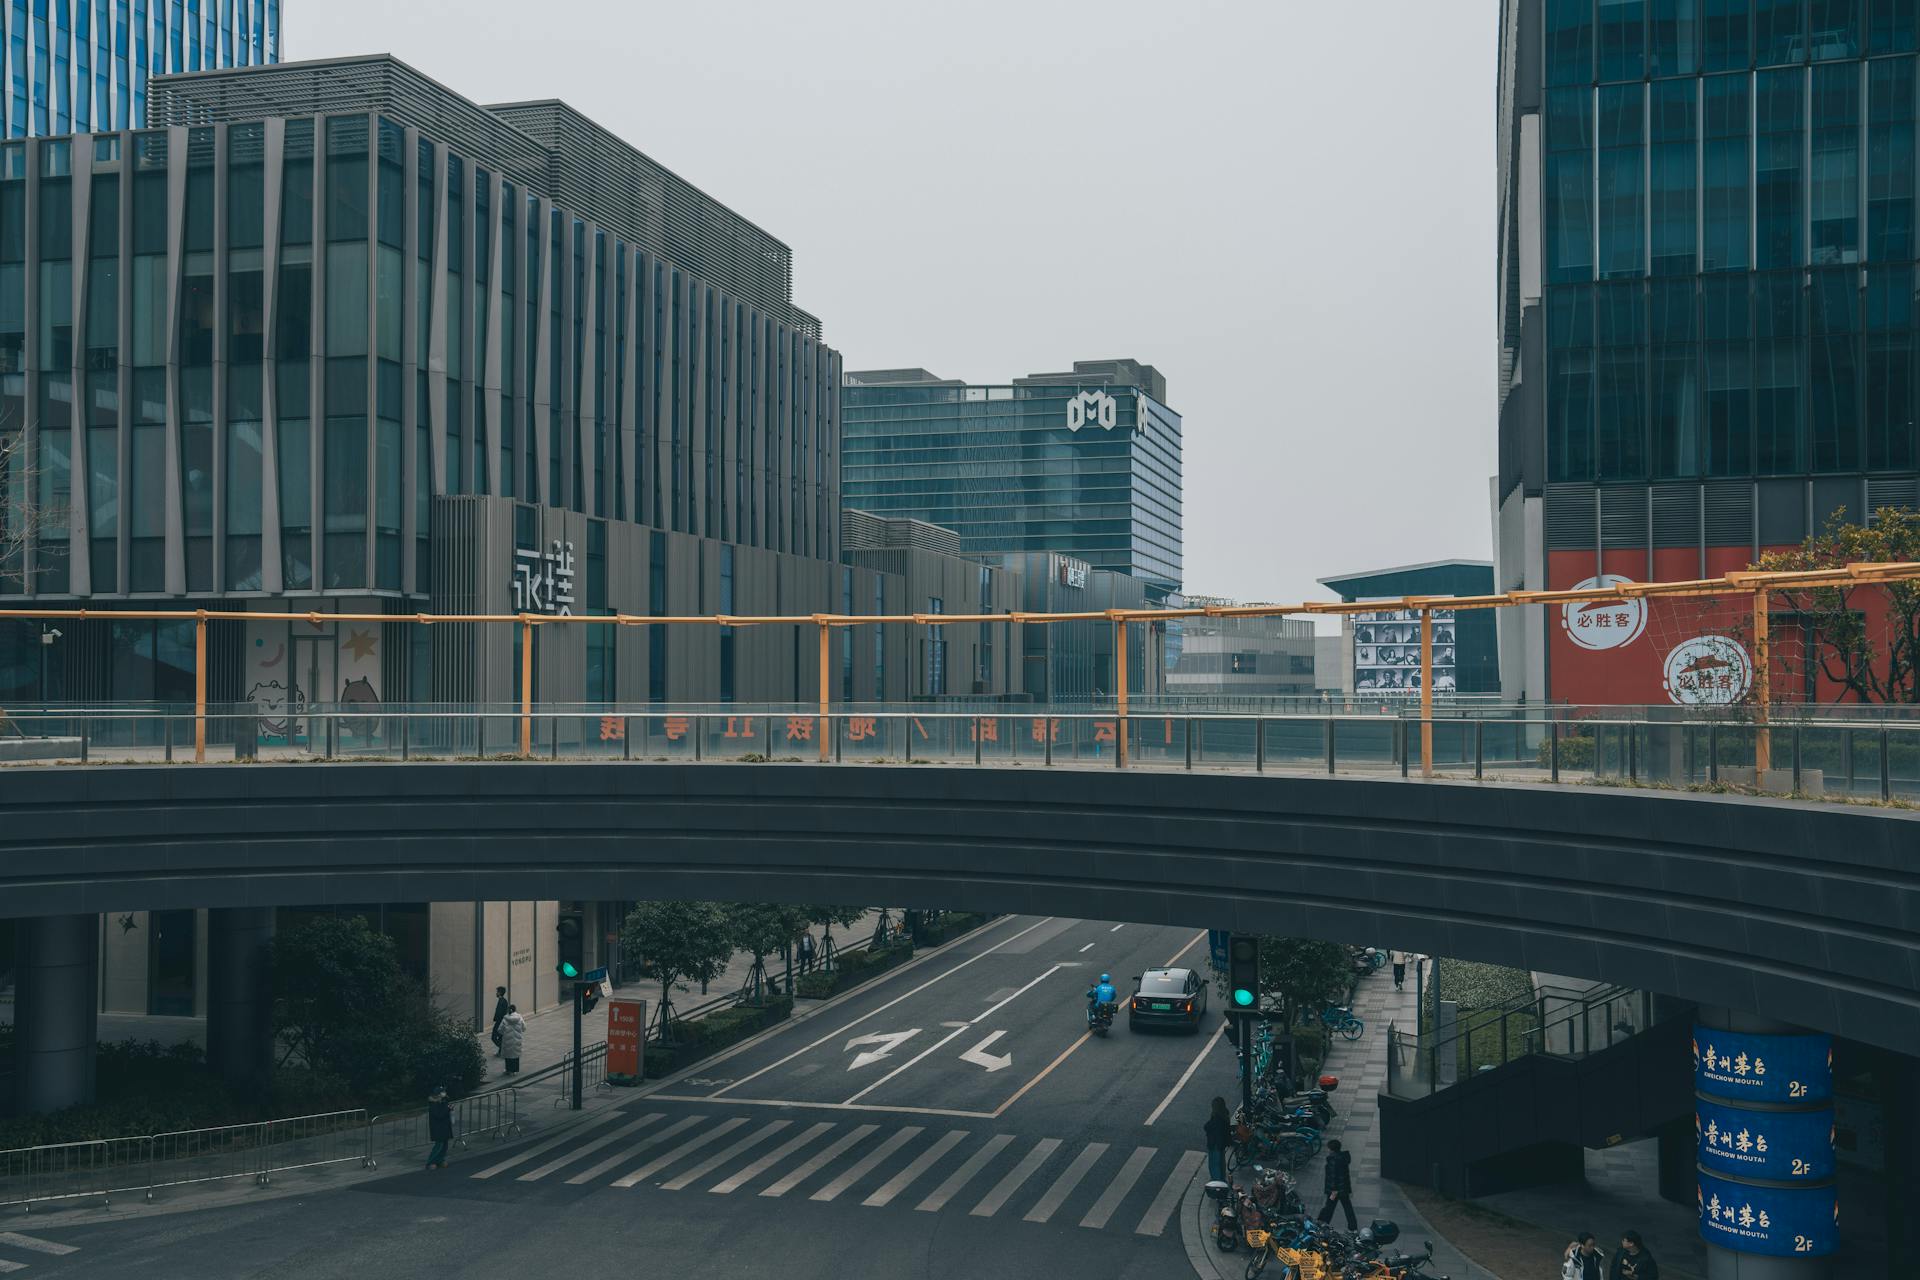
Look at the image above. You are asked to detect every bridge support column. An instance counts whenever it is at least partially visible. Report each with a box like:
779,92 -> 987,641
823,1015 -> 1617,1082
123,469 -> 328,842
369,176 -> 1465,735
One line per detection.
12,914 -> 98,1113
205,907 -> 276,1097
1698,1008 -> 1830,1280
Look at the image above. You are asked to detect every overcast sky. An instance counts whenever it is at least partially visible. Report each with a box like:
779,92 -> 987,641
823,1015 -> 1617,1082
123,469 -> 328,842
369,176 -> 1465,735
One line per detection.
298,0 -> 1497,606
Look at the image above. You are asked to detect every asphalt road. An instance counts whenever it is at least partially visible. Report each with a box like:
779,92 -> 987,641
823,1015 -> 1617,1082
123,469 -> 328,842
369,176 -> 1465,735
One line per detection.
2,915 -> 1246,1280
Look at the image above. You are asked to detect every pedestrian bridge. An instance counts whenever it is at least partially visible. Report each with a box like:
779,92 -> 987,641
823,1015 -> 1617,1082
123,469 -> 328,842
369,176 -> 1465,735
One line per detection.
1,758 -> 1914,1057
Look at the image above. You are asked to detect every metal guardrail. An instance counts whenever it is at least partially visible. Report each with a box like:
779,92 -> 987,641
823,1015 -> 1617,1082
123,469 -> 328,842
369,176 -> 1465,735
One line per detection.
0,1108 -> 369,1209
364,1089 -> 519,1170
1385,986 -> 1656,1101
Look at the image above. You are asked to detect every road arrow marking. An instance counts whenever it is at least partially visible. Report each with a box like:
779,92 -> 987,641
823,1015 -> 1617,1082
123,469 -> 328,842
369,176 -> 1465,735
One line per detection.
845,1029 -> 920,1070
960,1030 -> 1014,1072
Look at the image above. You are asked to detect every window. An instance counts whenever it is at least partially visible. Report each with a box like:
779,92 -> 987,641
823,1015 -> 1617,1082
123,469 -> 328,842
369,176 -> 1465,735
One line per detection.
1548,284 -> 1596,481
1547,0 -> 1596,85
1652,279 -> 1700,476
1598,84 -> 1645,278
1866,265 -> 1916,469
1704,74 -> 1751,270
1810,62 -> 1862,264
1650,79 -> 1697,275
1650,0 -> 1700,75
1809,269 -> 1860,469
1756,68 -> 1805,268
1754,271 -> 1804,473
1545,88 -> 1595,283
1756,0 -> 1806,64
1599,0 -> 1646,81
1595,282 -> 1648,478
1868,57 -> 1916,261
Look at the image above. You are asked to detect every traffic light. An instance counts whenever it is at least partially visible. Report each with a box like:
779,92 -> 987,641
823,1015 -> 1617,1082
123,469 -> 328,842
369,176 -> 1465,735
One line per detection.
579,981 -> 601,1016
1227,935 -> 1260,1010
556,908 -> 584,980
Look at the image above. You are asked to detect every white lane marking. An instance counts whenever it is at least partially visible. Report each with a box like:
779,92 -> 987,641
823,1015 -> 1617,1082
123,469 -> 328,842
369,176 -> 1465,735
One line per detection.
1145,1019 -> 1229,1127
863,1129 -> 968,1207
1078,943 -> 1094,953
652,1093 -> 991,1119
1165,929 -> 1208,965
1079,1145 -> 1157,1229
843,966 -> 1058,1104
562,1114 -> 701,1186
758,1124 -> 879,1198
959,1030 -> 1014,1073
845,1029 -> 920,1071
468,1108 -> 628,1180
659,1120 -> 791,1191
0,1260 -> 26,1273
711,915 -> 1053,1098
709,1121 -> 836,1195
1023,1142 -> 1108,1223
809,1125 -> 923,1202
611,1117 -> 748,1188
515,1112 -> 661,1182
915,1133 -> 1013,1211
0,1233 -> 75,1256
563,1115 -> 698,1185
970,1137 -> 1061,1217
1134,1150 -> 1205,1236
1109,923 -> 1125,932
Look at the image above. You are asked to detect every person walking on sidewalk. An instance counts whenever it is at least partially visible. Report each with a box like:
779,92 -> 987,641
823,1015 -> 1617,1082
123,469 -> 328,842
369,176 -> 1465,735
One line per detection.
798,928 -> 818,976
1204,1096 -> 1232,1183
489,986 -> 509,1055
498,1004 -> 526,1075
1390,950 -> 1409,991
424,1086 -> 454,1170
1316,1138 -> 1358,1231
1609,1232 -> 1658,1280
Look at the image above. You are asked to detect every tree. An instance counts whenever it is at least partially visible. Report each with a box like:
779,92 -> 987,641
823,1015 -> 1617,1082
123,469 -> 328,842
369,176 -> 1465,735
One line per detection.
725,902 -> 811,1002
806,905 -> 867,972
621,900 -> 735,1042
1255,937 -> 1351,1028
271,915 -> 407,1075
1751,507 -> 1920,703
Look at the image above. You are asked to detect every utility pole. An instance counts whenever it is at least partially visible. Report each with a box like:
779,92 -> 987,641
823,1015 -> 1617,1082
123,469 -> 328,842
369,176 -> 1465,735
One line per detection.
571,981 -> 583,1111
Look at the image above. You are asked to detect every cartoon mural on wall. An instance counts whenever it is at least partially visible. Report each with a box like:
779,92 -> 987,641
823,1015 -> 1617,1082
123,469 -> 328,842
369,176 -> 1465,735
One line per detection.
246,614 -> 385,750
246,624 -> 305,745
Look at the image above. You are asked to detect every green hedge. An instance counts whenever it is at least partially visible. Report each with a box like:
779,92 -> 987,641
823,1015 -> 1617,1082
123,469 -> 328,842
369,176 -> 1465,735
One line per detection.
1535,731 -> 1595,770
795,939 -> 913,999
644,995 -> 793,1078
912,912 -> 990,948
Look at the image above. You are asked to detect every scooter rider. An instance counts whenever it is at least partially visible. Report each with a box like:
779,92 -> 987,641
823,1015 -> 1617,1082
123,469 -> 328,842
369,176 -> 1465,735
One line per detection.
1087,973 -> 1118,1019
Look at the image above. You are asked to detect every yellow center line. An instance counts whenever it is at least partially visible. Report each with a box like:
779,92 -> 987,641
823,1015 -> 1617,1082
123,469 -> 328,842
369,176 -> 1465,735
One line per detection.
992,1031 -> 1094,1119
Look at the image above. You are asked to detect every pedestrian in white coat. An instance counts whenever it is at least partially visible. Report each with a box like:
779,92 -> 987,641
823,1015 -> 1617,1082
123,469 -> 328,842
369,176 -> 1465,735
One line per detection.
498,1005 -> 526,1074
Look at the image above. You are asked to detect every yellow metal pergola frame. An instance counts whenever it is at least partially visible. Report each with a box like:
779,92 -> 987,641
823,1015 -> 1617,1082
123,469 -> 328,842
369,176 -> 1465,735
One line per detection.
0,560 -> 1913,771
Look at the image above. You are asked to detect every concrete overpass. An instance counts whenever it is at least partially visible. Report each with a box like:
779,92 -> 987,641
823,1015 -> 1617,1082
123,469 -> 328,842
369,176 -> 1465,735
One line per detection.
3,760 -> 1915,1075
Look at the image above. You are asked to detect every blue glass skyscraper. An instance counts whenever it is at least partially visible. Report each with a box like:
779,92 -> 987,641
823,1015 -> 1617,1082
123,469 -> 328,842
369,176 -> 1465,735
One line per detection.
0,0 -> 279,138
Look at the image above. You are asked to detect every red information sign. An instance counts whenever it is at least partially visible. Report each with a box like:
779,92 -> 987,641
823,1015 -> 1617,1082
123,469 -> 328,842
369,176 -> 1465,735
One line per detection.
607,999 -> 645,1085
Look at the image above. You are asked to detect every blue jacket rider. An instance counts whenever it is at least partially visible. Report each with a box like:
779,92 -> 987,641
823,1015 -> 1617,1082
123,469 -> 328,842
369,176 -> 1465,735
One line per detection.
1087,973 -> 1117,1012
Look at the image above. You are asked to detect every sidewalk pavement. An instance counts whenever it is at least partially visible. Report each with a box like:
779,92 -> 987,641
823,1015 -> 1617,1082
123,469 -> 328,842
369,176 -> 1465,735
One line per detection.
1184,959 -> 1499,1280
482,910 -> 884,1079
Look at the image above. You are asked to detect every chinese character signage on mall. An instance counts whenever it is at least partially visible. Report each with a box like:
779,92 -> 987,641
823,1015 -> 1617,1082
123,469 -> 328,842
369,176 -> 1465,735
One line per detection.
1561,574 -> 1649,651
1055,555 -> 1089,589
511,539 -> 576,616
1693,1028 -> 1833,1104
1696,1096 -> 1835,1182
1697,1170 -> 1837,1257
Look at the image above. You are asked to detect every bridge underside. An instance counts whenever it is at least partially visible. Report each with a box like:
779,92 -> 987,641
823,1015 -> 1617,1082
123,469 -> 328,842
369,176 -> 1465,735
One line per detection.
1,761 -> 1914,1056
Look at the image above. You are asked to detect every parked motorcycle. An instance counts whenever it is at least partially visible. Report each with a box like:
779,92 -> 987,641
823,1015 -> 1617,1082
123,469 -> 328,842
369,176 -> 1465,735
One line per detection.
1205,1180 -> 1239,1252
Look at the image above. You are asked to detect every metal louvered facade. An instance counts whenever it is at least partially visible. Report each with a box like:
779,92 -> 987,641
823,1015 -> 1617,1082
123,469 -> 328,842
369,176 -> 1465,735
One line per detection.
1,0 -> 281,139
145,56 -> 819,338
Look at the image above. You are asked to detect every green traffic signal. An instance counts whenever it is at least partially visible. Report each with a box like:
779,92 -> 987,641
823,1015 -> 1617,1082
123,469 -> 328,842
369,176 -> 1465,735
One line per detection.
558,960 -> 580,979
1233,987 -> 1255,1007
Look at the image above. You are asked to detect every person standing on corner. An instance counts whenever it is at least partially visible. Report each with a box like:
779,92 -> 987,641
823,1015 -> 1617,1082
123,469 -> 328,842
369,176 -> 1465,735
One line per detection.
1389,950 -> 1408,991
1609,1231 -> 1657,1280
489,985 -> 509,1055
1316,1138 -> 1358,1231
498,1004 -> 526,1075
424,1085 -> 454,1170
1204,1096 -> 1232,1183
798,927 -> 817,976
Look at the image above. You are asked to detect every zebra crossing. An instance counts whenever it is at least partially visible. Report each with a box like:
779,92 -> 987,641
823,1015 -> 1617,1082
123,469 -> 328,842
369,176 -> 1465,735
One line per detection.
0,1232 -> 79,1274
467,1108 -> 1202,1237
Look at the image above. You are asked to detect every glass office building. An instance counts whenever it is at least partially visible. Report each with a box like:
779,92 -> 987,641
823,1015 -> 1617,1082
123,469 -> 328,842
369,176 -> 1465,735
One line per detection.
0,0 -> 281,138
841,359 -> 1183,595
1494,0 -> 1920,702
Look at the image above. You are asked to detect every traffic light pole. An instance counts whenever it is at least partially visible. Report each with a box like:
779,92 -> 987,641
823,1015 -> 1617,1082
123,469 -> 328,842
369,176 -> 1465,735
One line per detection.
571,982 -> 583,1111
1237,1012 -> 1254,1116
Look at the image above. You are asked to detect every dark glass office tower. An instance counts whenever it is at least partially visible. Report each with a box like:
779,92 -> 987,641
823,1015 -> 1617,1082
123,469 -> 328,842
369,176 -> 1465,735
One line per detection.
1495,0 -> 1920,704
841,359 -> 1183,596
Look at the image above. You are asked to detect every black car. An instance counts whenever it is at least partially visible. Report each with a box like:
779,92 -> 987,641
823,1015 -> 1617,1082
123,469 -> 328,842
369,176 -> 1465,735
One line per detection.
1128,967 -> 1208,1033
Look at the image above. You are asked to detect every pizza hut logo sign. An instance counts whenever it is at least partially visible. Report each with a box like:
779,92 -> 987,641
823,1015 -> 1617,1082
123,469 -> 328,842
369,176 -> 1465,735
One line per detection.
1562,574 -> 1648,651
1663,635 -> 1753,706
1065,390 -> 1118,433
